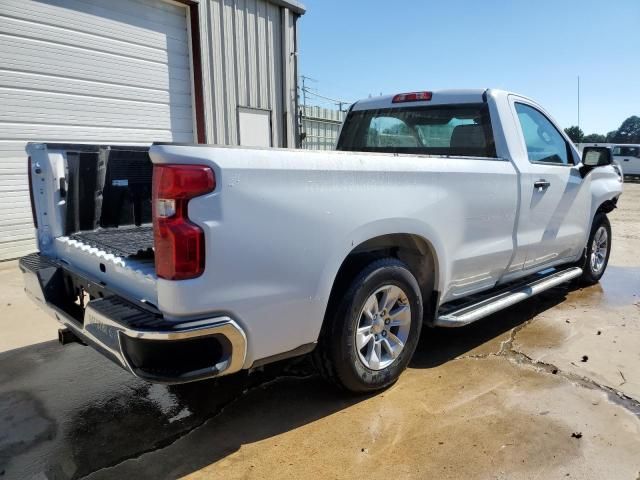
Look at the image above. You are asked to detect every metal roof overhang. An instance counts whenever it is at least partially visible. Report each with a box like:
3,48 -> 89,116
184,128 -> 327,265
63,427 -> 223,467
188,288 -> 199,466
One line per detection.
268,0 -> 306,14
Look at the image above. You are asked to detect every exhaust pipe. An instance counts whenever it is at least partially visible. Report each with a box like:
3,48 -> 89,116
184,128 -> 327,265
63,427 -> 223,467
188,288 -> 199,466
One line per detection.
58,328 -> 84,346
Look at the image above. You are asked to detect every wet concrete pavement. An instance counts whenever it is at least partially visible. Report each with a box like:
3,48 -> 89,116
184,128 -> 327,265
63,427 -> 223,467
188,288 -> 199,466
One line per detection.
1,185 -> 639,479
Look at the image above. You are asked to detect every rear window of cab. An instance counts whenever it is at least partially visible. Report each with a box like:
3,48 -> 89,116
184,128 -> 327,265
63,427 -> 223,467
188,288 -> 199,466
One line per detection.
337,103 -> 497,158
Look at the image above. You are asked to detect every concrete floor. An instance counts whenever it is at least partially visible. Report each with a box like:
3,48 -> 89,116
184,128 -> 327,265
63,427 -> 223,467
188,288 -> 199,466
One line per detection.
1,185 -> 639,480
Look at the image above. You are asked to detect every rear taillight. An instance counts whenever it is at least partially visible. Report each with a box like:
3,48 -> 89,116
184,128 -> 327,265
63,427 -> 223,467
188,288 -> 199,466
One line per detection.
152,164 -> 215,280
27,156 -> 38,228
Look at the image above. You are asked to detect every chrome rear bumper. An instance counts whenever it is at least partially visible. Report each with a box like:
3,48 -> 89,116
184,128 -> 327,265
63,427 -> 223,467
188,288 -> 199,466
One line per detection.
19,253 -> 247,384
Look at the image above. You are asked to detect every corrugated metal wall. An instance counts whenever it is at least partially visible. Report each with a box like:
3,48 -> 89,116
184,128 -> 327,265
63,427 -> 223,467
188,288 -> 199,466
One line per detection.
301,106 -> 346,150
198,0 -> 299,147
0,0 -> 194,261
0,0 -> 301,261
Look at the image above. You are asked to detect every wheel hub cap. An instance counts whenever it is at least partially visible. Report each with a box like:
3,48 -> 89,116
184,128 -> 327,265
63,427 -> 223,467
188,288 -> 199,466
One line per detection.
590,226 -> 608,274
355,285 -> 412,371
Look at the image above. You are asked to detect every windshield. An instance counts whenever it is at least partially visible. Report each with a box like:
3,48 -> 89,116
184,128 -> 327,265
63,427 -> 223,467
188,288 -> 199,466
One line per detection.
337,103 -> 496,158
613,146 -> 640,157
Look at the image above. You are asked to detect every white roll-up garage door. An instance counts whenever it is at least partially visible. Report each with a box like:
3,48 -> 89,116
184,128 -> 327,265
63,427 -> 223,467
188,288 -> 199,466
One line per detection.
0,0 -> 195,260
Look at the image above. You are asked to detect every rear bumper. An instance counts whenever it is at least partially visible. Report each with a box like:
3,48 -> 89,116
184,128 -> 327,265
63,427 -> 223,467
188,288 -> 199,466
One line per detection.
19,253 -> 247,384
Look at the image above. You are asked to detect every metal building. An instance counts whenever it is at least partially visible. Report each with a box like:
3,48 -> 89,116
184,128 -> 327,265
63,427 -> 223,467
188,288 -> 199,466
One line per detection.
0,0 -> 304,260
301,106 -> 346,150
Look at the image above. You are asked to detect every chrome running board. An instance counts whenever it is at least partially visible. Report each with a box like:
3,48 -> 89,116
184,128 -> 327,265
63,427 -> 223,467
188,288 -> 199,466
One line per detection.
435,267 -> 583,327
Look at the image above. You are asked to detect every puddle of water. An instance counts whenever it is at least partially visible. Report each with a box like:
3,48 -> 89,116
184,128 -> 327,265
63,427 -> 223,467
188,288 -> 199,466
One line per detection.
570,266 -> 640,308
412,264 -> 639,369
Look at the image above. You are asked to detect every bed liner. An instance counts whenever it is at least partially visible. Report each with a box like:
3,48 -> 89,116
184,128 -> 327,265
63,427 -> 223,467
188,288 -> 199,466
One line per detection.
68,225 -> 154,259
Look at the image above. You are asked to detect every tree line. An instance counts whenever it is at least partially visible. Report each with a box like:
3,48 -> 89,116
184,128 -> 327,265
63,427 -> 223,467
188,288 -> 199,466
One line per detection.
564,115 -> 640,144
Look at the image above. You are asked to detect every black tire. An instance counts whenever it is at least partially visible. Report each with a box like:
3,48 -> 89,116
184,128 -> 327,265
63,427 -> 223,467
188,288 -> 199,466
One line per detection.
578,213 -> 612,285
314,258 -> 423,393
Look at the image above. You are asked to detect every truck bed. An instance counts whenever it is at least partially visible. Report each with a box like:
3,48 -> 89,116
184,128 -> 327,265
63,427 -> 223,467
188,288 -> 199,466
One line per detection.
68,225 -> 154,259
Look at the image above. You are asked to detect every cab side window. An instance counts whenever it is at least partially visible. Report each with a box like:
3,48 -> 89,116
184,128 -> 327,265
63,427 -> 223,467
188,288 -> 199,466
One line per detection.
515,103 -> 571,165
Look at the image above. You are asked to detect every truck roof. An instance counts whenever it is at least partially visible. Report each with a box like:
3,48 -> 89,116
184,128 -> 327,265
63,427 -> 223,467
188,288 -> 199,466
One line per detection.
351,89 -> 493,111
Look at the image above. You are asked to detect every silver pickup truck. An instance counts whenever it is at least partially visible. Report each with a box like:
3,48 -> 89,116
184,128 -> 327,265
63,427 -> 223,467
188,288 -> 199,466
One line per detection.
21,89 -> 623,392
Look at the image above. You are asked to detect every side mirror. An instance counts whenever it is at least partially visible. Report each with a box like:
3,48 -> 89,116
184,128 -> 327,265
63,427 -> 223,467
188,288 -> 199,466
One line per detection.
582,146 -> 612,167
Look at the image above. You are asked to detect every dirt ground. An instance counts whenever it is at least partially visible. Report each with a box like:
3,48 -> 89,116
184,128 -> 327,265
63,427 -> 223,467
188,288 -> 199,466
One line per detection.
1,184 -> 639,480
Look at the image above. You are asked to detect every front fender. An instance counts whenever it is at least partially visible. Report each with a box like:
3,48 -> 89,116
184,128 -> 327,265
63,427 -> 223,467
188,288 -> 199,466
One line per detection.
587,165 -> 622,232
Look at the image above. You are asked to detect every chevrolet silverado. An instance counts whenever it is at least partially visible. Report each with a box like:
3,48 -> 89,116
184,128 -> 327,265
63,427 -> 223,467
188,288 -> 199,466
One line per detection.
20,89 -> 623,392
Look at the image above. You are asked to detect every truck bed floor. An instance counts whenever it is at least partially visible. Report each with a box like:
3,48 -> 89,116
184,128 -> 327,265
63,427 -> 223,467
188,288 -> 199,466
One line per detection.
69,226 -> 154,259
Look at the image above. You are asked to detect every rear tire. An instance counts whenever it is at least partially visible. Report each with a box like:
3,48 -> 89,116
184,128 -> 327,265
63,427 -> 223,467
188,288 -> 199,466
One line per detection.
578,213 -> 611,285
314,258 -> 423,393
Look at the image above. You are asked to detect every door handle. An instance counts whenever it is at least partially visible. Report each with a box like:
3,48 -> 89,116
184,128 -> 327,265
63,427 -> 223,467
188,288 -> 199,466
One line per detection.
533,179 -> 550,191
623,159 -> 630,162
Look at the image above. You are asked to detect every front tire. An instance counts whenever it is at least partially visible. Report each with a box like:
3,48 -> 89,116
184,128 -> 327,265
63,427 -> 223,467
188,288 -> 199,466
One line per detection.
579,213 -> 612,285
315,258 -> 423,393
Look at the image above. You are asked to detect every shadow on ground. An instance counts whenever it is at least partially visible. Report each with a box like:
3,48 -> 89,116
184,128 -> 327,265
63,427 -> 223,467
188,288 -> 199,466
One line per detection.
0,340 -> 367,479
412,283 -> 574,368
0,281 -> 588,479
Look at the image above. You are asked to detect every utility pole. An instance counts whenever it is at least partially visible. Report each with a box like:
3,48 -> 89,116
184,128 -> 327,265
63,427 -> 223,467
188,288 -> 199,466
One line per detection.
299,75 -> 317,147
302,75 -> 307,112
300,75 -> 317,116
577,75 -> 580,131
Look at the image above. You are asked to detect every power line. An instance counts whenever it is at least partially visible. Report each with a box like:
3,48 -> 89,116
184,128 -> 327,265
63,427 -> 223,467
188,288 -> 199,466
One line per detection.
298,75 -> 354,113
302,87 -> 352,112
302,88 -> 351,105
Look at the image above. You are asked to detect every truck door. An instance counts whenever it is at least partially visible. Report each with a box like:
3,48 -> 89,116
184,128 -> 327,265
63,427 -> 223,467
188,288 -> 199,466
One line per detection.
508,99 -> 590,272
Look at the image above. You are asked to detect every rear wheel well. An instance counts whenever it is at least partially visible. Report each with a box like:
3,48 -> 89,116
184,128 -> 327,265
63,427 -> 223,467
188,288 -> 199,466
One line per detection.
323,234 -> 437,332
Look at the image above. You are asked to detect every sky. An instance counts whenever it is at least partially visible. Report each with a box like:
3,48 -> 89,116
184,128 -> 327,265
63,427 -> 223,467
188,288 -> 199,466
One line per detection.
298,0 -> 640,135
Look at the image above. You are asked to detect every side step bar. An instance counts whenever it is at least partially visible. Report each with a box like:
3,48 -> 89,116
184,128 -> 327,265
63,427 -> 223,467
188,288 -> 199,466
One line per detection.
435,267 -> 583,327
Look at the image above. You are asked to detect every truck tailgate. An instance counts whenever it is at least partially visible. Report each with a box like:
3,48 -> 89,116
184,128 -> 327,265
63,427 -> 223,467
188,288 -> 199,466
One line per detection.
27,143 -> 157,304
